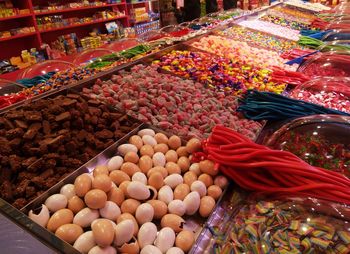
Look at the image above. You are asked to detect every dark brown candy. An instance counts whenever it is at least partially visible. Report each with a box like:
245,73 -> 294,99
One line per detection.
0,94 -> 139,208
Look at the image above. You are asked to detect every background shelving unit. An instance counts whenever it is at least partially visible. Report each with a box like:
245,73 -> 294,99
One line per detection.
0,0 -> 129,59
126,0 -> 161,35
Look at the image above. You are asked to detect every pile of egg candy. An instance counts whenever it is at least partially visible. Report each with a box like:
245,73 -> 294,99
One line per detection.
28,128 -> 228,254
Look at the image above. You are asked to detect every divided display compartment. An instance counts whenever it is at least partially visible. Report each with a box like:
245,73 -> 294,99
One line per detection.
0,40 -> 167,113
19,124 -> 229,253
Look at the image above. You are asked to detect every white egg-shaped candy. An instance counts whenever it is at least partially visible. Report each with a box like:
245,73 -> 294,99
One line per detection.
45,194 -> 67,212
138,222 -> 157,249
107,156 -> 124,171
99,201 -> 121,221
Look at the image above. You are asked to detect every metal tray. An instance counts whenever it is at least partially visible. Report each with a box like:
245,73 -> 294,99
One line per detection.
20,123 -> 231,253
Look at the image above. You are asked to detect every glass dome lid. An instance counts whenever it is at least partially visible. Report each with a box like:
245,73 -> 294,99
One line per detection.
288,77 -> 350,113
0,79 -> 25,96
322,29 -> 350,41
317,40 -> 350,54
264,114 -> 350,177
19,60 -> 77,79
73,48 -> 115,66
298,53 -> 350,77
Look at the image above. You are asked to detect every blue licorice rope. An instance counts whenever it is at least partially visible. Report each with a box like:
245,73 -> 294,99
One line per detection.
237,90 -> 350,121
16,71 -> 56,88
300,29 -> 331,40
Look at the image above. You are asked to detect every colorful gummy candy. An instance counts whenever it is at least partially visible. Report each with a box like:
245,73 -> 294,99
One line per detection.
190,35 -> 298,71
152,50 -> 287,95
83,64 -> 262,140
259,14 -> 311,31
217,26 -> 301,54
212,200 -> 350,254
238,20 -> 301,41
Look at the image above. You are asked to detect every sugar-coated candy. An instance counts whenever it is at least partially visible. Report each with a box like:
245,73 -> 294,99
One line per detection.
83,64 -> 262,140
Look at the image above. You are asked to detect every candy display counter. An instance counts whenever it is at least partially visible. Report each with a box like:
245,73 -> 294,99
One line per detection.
0,1 -> 349,253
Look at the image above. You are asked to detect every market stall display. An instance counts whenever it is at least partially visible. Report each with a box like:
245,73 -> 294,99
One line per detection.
0,94 -> 139,209
0,1 -> 350,252
83,64 -> 262,140
26,128 -> 228,254
153,50 -> 287,95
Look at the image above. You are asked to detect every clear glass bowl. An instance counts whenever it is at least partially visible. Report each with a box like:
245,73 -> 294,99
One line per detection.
289,77 -> 350,113
73,48 -> 115,66
19,60 -> 77,79
298,53 -> 350,77
0,79 -> 25,96
322,29 -> 350,41
264,114 -> 350,177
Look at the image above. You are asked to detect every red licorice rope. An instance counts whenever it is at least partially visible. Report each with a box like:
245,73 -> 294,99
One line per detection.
195,125 -> 350,205
270,67 -> 311,86
280,49 -> 316,60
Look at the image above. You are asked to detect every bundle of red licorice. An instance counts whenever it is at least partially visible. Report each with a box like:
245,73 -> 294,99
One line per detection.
280,48 -> 315,60
194,125 -> 350,205
270,67 -> 311,86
